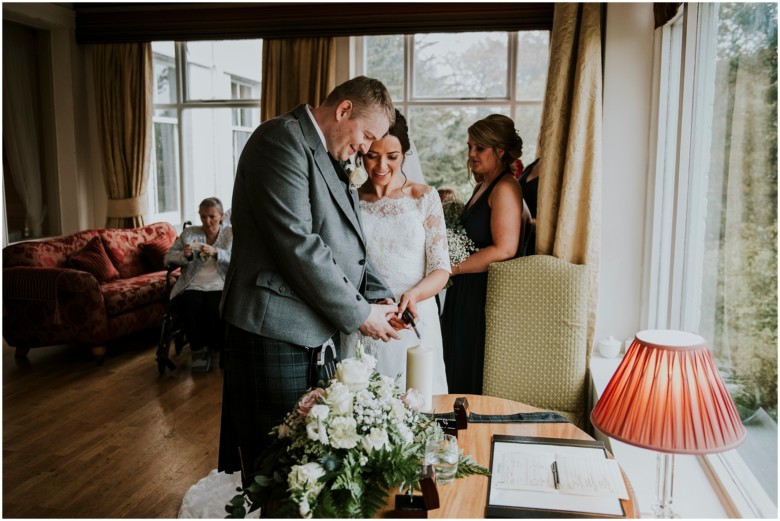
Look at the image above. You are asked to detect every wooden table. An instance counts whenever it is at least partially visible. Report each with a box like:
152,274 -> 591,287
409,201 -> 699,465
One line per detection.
381,394 -> 638,518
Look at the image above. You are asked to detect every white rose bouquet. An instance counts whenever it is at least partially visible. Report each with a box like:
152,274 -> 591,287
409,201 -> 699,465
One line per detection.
226,343 -> 487,519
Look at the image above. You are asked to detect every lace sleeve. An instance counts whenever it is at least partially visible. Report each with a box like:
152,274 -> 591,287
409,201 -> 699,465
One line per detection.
423,189 -> 451,275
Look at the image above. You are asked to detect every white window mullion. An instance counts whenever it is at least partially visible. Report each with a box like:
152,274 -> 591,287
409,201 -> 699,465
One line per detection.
350,36 -> 363,81
405,33 -> 413,112
667,3 -> 699,330
640,26 -> 666,331
681,3 -> 718,332
177,41 -> 188,102
507,32 -> 518,103
644,14 -> 683,330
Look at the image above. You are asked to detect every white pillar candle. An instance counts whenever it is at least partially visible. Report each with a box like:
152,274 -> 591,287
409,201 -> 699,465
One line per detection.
406,345 -> 433,412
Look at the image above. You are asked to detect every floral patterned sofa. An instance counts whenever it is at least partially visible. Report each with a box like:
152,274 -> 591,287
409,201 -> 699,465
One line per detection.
2,222 -> 177,363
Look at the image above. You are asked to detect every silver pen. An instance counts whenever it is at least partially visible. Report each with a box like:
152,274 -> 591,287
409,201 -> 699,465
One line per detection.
551,461 -> 561,489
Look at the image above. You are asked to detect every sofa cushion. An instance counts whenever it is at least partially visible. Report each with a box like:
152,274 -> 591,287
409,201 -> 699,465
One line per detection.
3,230 -> 99,268
100,223 -> 177,279
101,272 -> 169,317
139,233 -> 174,271
68,237 -> 121,282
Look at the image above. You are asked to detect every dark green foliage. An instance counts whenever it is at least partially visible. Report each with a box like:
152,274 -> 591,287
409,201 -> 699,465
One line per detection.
455,453 -> 492,479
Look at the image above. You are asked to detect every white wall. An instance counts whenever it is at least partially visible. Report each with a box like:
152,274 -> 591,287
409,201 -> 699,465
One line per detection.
595,3 -> 655,348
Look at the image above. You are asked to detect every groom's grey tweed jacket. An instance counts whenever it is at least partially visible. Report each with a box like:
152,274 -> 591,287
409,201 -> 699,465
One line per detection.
220,104 -> 392,347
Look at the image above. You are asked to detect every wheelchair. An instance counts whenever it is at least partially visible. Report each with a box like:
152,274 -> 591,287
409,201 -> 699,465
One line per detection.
155,264 -> 188,375
155,221 -> 191,375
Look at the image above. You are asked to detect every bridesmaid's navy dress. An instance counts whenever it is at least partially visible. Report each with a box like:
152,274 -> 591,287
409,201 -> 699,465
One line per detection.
441,171 -> 511,395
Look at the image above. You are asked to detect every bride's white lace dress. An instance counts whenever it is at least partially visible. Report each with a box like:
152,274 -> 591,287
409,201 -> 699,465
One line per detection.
342,188 -> 450,394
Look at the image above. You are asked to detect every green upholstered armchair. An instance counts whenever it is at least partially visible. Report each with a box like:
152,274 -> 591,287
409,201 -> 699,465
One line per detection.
483,255 -> 590,428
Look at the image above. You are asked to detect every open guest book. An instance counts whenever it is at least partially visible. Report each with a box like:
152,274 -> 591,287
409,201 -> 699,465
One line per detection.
486,435 -> 629,518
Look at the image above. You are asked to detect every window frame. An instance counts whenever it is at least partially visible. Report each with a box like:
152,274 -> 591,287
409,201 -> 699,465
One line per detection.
380,32 -> 546,112
149,114 -> 181,224
149,41 -> 260,224
352,31 -> 547,167
642,3 -> 777,516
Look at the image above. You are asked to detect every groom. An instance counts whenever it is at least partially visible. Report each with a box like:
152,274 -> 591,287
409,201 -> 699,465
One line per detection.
218,76 -> 403,478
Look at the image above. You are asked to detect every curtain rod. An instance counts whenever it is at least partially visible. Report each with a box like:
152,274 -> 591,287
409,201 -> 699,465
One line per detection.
75,2 -> 554,43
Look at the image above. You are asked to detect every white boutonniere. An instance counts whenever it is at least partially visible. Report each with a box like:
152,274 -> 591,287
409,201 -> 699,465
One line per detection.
344,161 -> 368,188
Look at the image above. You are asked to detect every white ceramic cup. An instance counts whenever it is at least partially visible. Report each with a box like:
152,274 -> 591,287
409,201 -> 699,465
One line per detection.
598,336 -> 622,358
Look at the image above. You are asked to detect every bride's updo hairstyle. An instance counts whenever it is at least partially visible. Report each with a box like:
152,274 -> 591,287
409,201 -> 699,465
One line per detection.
467,114 -> 523,172
387,110 -> 412,184
388,110 -> 411,154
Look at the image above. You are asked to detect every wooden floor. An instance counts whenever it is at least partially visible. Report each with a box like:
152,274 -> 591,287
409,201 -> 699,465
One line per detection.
3,330 -> 224,518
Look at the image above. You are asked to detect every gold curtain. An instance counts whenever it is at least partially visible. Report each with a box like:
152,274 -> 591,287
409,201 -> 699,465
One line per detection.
536,3 -> 603,360
92,43 -> 152,228
261,37 -> 336,121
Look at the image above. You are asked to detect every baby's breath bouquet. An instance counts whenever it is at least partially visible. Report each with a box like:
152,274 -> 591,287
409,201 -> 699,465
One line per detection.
442,199 -> 478,267
225,344 -> 487,519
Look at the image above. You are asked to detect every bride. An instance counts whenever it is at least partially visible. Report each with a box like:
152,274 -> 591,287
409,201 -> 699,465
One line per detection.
341,109 -> 450,394
179,111 -> 449,518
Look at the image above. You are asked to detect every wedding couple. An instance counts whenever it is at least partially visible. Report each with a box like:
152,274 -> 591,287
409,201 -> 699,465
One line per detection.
184,76 -> 449,509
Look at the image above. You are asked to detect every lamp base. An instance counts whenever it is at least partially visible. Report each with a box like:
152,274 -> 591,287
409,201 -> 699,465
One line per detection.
652,453 -> 679,518
651,507 -> 681,519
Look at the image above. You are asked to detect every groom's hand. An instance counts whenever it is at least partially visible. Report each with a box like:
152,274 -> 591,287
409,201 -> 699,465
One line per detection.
373,298 -> 411,331
359,303 -> 402,341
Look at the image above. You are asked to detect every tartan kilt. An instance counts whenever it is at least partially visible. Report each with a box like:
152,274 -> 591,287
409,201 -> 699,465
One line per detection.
217,324 -> 339,479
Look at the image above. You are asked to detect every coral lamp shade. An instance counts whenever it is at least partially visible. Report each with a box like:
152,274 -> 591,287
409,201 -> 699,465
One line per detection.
591,330 -> 746,455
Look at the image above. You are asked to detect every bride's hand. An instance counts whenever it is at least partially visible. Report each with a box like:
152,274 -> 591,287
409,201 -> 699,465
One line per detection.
398,292 -> 419,323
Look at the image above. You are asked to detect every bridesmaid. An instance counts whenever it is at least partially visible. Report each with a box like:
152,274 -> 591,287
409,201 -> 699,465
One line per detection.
440,114 -> 525,394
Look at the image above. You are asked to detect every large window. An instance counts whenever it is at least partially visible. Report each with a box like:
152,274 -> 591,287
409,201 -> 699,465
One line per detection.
356,31 -> 549,199
150,40 -> 261,224
647,3 -> 777,510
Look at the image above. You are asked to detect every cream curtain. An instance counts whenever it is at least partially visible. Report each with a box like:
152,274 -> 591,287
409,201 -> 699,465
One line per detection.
92,43 -> 152,228
3,23 -> 46,238
536,3 -> 603,359
261,37 -> 336,121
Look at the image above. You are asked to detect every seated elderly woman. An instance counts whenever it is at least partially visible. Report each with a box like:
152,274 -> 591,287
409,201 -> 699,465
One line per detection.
164,197 -> 233,372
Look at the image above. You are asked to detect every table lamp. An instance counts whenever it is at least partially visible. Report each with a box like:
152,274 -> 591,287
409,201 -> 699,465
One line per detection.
590,330 -> 746,518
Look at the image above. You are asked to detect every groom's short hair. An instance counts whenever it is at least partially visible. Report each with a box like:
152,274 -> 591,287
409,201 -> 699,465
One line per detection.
323,76 -> 396,127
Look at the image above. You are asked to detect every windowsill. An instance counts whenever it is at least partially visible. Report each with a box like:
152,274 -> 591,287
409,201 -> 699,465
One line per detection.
591,355 -> 729,518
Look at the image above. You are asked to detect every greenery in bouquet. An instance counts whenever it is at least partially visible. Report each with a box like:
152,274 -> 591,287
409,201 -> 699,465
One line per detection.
442,198 -> 465,232
226,344 -> 488,519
